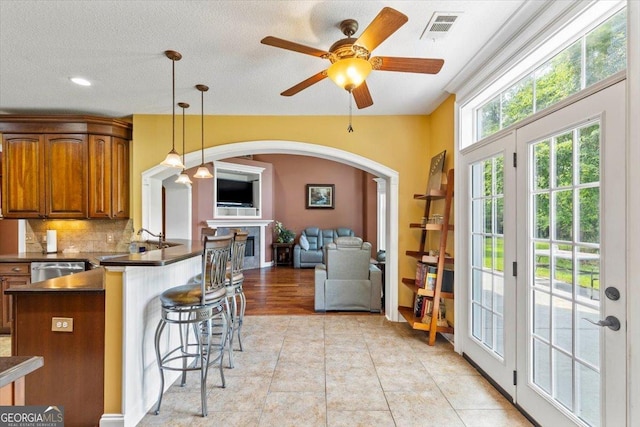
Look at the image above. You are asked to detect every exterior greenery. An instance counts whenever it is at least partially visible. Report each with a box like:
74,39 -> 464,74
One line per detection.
477,8 -> 627,141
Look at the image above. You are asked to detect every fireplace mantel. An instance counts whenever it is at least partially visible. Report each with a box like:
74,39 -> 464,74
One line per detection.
206,219 -> 273,268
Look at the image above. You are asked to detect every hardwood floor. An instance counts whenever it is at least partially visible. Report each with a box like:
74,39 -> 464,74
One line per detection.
243,266 -> 381,316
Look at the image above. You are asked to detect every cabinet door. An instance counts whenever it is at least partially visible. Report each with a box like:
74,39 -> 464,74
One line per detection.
1,134 -> 46,218
111,137 -> 129,218
88,135 -> 112,218
1,275 -> 30,333
45,134 -> 88,218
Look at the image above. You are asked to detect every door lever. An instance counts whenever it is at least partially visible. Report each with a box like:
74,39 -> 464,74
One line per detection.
583,315 -> 621,331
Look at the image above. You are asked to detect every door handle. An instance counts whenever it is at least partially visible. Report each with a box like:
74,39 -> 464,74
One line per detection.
583,315 -> 621,331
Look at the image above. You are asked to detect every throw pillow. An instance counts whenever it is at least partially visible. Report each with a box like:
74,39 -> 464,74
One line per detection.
299,234 -> 310,251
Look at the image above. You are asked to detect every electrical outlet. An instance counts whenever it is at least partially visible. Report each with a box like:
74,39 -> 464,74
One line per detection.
106,233 -> 114,243
52,317 -> 73,332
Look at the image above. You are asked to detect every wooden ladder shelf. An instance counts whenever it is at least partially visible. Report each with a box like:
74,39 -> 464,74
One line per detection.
398,168 -> 454,345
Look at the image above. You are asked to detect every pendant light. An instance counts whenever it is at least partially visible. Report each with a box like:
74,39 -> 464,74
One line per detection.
160,50 -> 185,169
175,102 -> 192,185
193,84 -> 213,179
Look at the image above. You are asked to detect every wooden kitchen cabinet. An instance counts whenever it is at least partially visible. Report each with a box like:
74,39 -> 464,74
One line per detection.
88,135 -> 129,218
0,262 -> 31,334
0,115 -> 132,219
1,134 -> 45,218
45,134 -> 88,218
1,133 -> 87,218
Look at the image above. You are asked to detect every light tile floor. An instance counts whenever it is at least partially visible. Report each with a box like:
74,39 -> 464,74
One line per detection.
138,315 -> 533,427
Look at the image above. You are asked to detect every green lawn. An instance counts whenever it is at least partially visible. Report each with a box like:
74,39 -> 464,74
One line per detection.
483,238 -> 599,290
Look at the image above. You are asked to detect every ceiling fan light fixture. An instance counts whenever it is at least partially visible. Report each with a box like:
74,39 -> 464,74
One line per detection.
327,58 -> 372,91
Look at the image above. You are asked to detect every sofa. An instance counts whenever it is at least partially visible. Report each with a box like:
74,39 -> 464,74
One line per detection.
293,226 -> 355,268
314,237 -> 382,312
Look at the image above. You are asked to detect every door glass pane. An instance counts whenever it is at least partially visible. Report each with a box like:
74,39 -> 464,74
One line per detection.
554,190 -> 573,241
533,140 -> 550,190
577,362 -> 600,427
529,122 -> 602,425
579,187 -> 600,244
533,290 -> 551,341
553,349 -> 574,410
579,124 -> 600,184
469,154 -> 505,359
533,338 -> 551,393
555,132 -> 574,188
552,295 -> 572,354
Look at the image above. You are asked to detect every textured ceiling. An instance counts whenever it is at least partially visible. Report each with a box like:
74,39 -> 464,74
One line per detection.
0,1 -> 527,118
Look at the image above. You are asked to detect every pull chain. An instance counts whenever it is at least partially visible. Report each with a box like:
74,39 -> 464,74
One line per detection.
347,91 -> 354,133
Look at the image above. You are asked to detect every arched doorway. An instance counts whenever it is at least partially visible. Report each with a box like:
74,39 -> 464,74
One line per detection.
141,140 -> 400,321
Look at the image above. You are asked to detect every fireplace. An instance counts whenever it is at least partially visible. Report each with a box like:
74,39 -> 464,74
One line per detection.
206,219 -> 273,269
245,236 -> 255,257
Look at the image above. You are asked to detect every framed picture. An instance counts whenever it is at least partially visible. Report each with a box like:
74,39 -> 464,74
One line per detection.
427,150 -> 446,192
306,184 -> 335,209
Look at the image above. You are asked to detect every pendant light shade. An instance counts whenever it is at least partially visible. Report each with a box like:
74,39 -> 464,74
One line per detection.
161,50 -> 185,169
175,102 -> 192,185
193,84 -> 213,179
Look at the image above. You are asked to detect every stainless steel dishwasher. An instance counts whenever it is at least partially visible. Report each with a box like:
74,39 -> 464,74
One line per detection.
30,261 -> 86,282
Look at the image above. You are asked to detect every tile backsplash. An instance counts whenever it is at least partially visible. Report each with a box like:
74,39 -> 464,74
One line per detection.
26,219 -> 135,253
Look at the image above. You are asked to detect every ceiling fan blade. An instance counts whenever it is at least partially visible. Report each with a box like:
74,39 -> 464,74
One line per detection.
261,36 -> 330,58
372,56 -> 444,74
281,71 -> 327,96
354,7 -> 408,52
352,81 -> 373,109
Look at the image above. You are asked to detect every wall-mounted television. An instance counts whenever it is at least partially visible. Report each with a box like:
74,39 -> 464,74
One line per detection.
216,178 -> 254,207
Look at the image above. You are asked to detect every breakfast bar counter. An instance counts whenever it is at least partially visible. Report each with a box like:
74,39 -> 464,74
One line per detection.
4,240 -> 205,427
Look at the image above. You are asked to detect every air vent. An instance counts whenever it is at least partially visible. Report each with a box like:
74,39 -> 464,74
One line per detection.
421,12 -> 461,40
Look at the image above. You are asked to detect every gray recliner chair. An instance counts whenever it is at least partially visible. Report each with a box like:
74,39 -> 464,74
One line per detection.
314,237 -> 382,312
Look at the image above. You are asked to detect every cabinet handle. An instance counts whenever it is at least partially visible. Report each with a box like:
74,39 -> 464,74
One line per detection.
11,267 -> 21,272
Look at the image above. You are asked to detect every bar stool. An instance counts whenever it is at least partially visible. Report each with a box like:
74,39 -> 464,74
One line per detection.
153,234 -> 233,417
200,226 -> 217,241
226,231 -> 248,368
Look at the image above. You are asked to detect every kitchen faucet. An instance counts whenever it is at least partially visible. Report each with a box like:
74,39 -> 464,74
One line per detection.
137,228 -> 165,249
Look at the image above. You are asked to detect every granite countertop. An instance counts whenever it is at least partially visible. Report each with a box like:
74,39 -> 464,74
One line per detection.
0,239 -> 204,268
0,356 -> 43,387
5,267 -> 105,293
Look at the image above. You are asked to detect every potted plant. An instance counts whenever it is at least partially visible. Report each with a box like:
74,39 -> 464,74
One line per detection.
274,221 -> 295,243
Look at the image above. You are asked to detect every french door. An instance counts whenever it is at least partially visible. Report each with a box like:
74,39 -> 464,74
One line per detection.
462,80 -> 627,426
460,131 -> 517,399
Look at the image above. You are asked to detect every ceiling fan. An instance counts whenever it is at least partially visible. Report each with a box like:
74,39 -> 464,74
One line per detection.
261,7 -> 444,110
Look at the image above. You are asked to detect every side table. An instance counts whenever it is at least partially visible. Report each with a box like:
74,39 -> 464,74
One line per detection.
272,242 -> 294,267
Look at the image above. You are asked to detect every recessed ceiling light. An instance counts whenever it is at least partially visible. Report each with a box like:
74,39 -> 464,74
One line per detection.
70,77 -> 91,86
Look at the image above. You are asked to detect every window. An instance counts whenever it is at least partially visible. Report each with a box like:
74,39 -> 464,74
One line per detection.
475,7 -> 626,142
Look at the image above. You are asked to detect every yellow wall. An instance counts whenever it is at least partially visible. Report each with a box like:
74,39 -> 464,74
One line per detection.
131,96 -> 455,308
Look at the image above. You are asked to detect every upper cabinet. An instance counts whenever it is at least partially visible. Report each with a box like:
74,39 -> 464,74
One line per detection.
0,116 -> 132,219
88,135 -> 129,218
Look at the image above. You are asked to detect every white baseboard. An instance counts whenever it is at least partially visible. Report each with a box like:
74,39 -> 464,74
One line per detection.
100,414 -> 124,427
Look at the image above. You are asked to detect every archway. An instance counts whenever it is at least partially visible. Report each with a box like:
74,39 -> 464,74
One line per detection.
141,140 -> 400,321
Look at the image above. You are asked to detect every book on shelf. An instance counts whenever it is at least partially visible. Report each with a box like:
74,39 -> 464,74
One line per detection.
415,261 -> 428,288
422,298 -> 449,327
426,265 -> 437,290
414,295 -> 428,318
